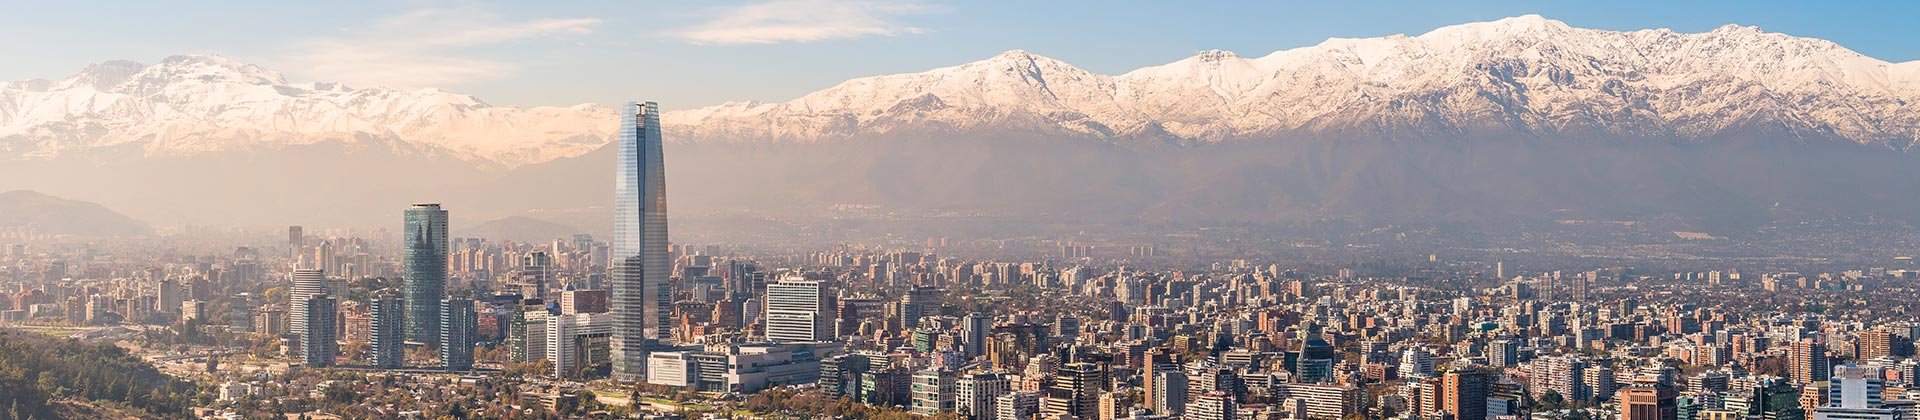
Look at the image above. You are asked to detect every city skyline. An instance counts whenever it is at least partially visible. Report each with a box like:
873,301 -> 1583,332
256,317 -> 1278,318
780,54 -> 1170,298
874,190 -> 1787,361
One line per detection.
5,3 -> 1920,420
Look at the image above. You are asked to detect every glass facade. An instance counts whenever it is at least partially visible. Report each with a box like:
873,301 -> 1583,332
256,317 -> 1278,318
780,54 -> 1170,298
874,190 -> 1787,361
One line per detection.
370,294 -> 405,369
440,297 -> 476,371
611,101 -> 670,381
403,203 -> 448,346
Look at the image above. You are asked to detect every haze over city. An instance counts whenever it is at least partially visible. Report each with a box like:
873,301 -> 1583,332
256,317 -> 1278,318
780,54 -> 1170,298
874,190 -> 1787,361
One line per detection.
4,2 -> 1920,420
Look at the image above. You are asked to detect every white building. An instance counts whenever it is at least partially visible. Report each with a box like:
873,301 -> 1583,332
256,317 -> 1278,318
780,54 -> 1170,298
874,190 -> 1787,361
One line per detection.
548,312 -> 613,379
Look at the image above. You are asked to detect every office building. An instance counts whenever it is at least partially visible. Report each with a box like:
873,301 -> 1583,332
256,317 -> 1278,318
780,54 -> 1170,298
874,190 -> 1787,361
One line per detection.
550,312 -> 614,379
510,300 -> 550,362
612,101 -> 671,381
646,342 -> 840,393
1045,362 -> 1104,419
1296,338 -> 1335,383
1813,365 -> 1895,420
765,277 -> 829,342
1619,375 -> 1679,420
913,368 -> 958,416
288,268 -> 328,346
404,203 -> 449,346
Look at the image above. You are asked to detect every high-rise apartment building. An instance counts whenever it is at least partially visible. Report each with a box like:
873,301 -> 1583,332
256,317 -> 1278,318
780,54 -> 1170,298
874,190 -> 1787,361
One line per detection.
997,391 -> 1039,420
300,293 -> 337,367
958,372 -> 1011,420
963,312 -> 990,358
611,101 -> 670,381
1153,370 -> 1190,416
1187,390 -> 1237,420
441,297 -> 476,371
1445,368 -> 1490,420
1858,329 -> 1910,361
369,294 -> 404,369
1792,339 -> 1831,385
1490,339 -> 1520,368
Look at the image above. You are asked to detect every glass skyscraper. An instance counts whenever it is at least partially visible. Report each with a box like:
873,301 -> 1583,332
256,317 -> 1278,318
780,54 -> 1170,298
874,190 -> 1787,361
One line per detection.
611,101 -> 670,381
403,203 -> 449,347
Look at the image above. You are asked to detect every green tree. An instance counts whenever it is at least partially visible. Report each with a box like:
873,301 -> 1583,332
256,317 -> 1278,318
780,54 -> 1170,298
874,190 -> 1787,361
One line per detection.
1539,390 -> 1565,410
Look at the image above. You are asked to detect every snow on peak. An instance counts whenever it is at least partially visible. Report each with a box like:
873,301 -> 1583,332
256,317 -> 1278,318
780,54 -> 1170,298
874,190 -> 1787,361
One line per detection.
7,15 -> 1920,165
0,57 -> 613,167
665,15 -> 1920,145
1193,49 -> 1238,62
1489,14 -> 1568,32
145,54 -> 289,86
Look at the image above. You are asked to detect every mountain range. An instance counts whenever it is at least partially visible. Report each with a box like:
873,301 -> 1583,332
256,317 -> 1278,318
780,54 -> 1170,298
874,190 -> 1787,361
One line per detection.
0,190 -> 152,237
3,15 -> 1918,238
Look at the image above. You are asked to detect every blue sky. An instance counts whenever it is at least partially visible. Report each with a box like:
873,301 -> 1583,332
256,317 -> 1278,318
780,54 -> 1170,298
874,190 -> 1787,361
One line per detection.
4,1 -> 1917,110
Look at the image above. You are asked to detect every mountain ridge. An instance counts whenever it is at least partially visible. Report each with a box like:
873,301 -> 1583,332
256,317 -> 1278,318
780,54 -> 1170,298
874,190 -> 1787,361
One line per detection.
665,15 -> 1920,146
0,190 -> 153,237
5,15 -> 1920,234
5,15 -> 1920,170
1,55 -> 614,167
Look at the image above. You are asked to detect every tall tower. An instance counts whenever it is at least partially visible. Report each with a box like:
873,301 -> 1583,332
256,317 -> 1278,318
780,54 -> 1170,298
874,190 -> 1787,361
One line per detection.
611,101 -> 669,381
404,203 -> 449,346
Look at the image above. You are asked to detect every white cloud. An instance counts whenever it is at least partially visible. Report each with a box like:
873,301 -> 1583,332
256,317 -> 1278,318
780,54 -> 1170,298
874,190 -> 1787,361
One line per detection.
673,0 -> 933,45
284,8 -> 600,89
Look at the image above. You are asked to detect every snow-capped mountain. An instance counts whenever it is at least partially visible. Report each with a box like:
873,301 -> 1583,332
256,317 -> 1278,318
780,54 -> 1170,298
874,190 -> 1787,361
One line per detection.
0,55 -> 615,167
665,15 -> 1920,145
6,15 -> 1918,171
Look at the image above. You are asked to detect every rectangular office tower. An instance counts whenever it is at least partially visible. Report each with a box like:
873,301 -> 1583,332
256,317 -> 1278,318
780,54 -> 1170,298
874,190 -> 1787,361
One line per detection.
404,204 -> 449,347
611,101 -> 670,381
766,277 -> 828,342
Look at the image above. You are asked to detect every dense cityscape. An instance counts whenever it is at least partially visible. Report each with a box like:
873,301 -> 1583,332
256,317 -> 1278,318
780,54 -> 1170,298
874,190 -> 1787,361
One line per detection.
8,4 -> 1920,420
1,100 -> 1918,420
